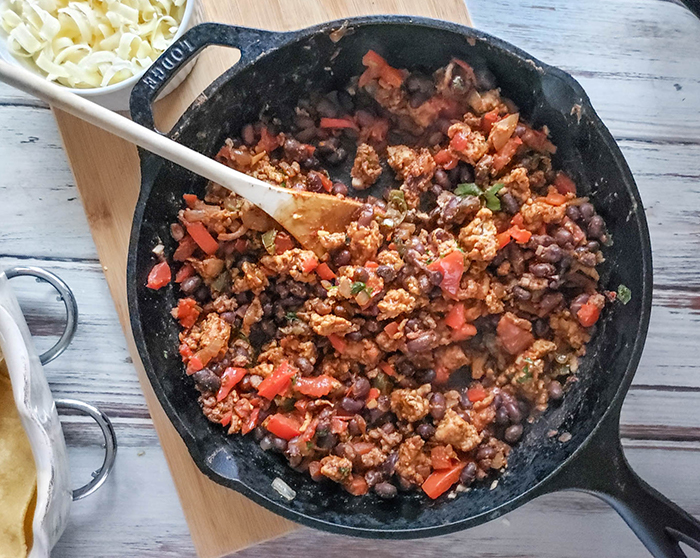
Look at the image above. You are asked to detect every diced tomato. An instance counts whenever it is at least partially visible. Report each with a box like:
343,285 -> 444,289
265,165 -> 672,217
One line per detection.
295,375 -> 337,397
316,262 -> 336,280
452,323 -> 477,341
294,399 -> 309,413
578,300 -> 601,327
379,362 -> 397,378
497,314 -> 534,355
220,411 -> 232,427
492,135 -> 523,172
497,230 -> 513,250
511,213 -> 525,228
367,387 -> 380,401
554,172 -> 577,195
176,297 -> 199,328
434,365 -> 451,384
510,226 -> 532,244
216,367 -> 247,402
183,193 -> 198,208
234,239 -> 248,253
147,261 -> 171,290
309,460 -> 323,481
431,446 -> 455,470
365,261 -> 379,270
481,109 -> 500,134
433,148 -> 459,170
274,231 -> 295,253
360,50 -> 404,88
328,334 -> 347,354
257,360 -> 296,400
257,127 -> 280,153
173,235 -> 197,262
186,355 -> 203,375
241,407 -> 260,435
384,321 -> 400,337
449,131 -> 470,153
185,222 -> 219,255
428,251 -> 465,297
544,188 -> 567,206
179,343 -> 193,359
174,263 -> 195,283
445,303 -> 466,330
300,254 -> 319,274
320,173 -> 333,192
301,417 -> 319,443
331,416 -> 349,434
266,413 -> 302,440
422,463 -> 466,499
346,475 -> 369,496
319,117 -> 358,130
467,384 -> 487,403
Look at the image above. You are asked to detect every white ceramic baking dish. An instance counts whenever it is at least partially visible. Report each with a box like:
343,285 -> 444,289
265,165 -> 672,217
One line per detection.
0,266 -> 117,558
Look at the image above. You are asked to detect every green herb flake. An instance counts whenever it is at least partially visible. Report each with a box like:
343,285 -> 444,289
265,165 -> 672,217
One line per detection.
261,229 -> 278,255
285,311 -> 298,322
339,466 -> 351,477
281,181 -> 287,188
518,358 -> 533,383
455,182 -> 483,197
351,281 -> 367,295
483,183 -> 505,212
617,284 -> 632,305
306,441 -> 314,450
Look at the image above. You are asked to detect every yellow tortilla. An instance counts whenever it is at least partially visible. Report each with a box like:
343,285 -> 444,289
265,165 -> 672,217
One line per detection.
0,353 -> 37,558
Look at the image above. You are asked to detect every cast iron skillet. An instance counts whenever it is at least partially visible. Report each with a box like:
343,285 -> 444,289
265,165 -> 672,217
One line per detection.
126,17 -> 700,557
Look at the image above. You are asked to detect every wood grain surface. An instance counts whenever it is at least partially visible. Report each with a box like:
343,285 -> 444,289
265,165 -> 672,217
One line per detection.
50,1 -> 472,557
1,0 -> 699,556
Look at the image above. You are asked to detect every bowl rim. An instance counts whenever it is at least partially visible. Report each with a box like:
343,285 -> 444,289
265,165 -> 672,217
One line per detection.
0,0 -> 196,97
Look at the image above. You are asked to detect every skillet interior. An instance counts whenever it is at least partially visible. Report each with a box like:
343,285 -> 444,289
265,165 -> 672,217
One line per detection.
128,19 -> 652,536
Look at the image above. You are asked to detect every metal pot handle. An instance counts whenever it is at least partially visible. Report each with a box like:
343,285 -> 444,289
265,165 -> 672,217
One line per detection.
130,22 -> 284,133
546,411 -> 700,557
5,266 -> 78,365
55,399 -> 117,500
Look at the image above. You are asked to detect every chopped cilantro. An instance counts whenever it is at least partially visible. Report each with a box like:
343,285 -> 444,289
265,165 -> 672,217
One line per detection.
483,183 -> 505,212
306,441 -> 314,450
518,358 -> 533,383
351,281 -> 367,295
339,466 -> 351,477
285,311 -> 298,322
455,182 -> 483,197
617,284 -> 632,305
281,181 -> 287,188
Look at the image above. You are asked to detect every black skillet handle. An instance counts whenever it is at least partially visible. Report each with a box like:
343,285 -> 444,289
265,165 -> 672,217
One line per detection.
549,411 -> 700,557
130,22 -> 284,133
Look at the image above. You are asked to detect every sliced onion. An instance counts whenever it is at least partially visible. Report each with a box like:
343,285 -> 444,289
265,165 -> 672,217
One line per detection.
272,477 -> 296,501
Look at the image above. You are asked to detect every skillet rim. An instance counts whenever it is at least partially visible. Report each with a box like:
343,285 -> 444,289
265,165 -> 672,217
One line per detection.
126,15 -> 654,537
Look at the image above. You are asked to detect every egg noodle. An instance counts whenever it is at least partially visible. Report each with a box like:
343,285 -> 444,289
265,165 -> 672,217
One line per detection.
0,0 -> 186,88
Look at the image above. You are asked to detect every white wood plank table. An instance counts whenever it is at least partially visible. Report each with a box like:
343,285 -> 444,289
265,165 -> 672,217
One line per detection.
1,0 -> 699,556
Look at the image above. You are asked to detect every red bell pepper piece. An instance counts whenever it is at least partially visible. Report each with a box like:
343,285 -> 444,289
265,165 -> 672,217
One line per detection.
345,475 -> 369,496
266,413 -> 302,440
578,301 -> 601,327
174,263 -> 195,283
295,375 -> 337,397
544,189 -> 567,206
241,407 -> 260,435
328,334 -> 346,354
319,117 -> 358,130
186,355 -> 203,375
274,231 -> 295,253
433,148 -> 459,170
452,323 -> 477,341
216,367 -> 247,402
379,362 -> 397,378
431,446 -> 455,470
481,109 -> 501,134
173,235 -> 197,261
466,384 -> 487,403
183,193 -> 198,208
422,463 -> 466,499
176,297 -> 199,328
220,411 -> 233,427
300,254 -> 319,274
146,261 -> 171,290
257,127 -> 279,153
316,262 -> 336,280
428,251 -> 465,297
257,360 -> 296,400
383,321 -> 400,337
367,387 -> 380,401
492,135 -> 523,172
497,314 -> 534,355
185,222 -> 219,255
445,303 -> 466,330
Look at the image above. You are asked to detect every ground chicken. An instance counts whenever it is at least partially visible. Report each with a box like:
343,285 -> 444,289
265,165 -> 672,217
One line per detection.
386,145 -> 436,208
303,312 -> 358,336
395,436 -> 431,485
376,249 -> 405,271
360,447 -> 387,469
317,230 -> 347,251
191,256 -> 225,281
232,261 -> 269,294
343,339 -> 382,367
435,344 -> 469,372
391,389 -> 430,422
346,220 -> 384,263
260,249 -> 318,282
501,166 -> 531,204
351,143 -> 382,190
377,289 -> 416,320
550,310 -> 591,351
447,121 -> 489,165
434,409 -> 482,452
520,198 -> 567,229
242,297 -> 263,335
458,207 -> 499,262
198,313 -> 231,356
320,456 -> 353,482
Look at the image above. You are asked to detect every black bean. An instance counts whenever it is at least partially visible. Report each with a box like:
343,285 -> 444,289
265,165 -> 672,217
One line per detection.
434,169 -> 451,189
476,446 -> 496,461
417,274 -> 432,294
332,182 -> 348,196
355,268 -> 370,283
355,110 -> 375,127
416,423 -> 436,440
429,392 -> 446,421
405,73 -> 435,94
194,286 -> 210,302
501,192 -> 521,214
316,430 -> 338,450
565,205 -> 581,222
316,97 -> 339,118
505,402 -> 522,423
459,391 -> 473,410
415,368 -> 436,385
512,285 -> 531,301
554,228 -> 574,247
253,426 -> 266,442
570,293 -> 590,316
271,436 -> 288,453
459,461 -> 478,485
365,320 -> 380,334
375,265 -> 396,282
281,296 -> 303,309
352,377 -> 371,398
548,380 -> 564,401
346,331 -> 363,342
288,282 -> 307,298
529,234 -> 555,248
377,395 -> 391,412
533,318 -> 550,337
539,292 -> 564,315
192,368 -> 221,393
375,481 -> 398,499
296,356 -> 314,375
406,331 -> 437,353
365,470 -> 383,487
587,215 -> 606,239
261,320 -> 277,337
458,163 -> 475,184
326,147 -> 348,165
348,416 -> 364,436
295,127 -> 317,143
341,397 -> 364,413
579,203 -> 595,222
504,424 -> 523,443
495,406 -> 510,425
587,240 -> 600,252
381,422 -> 396,435
540,244 -> 563,263
220,311 -> 237,324
398,377 -> 418,389
259,435 -> 274,451
330,249 -> 351,267
295,114 -> 315,129
380,452 -> 399,476
307,172 -> 326,193
357,205 -> 374,227
530,262 -> 556,277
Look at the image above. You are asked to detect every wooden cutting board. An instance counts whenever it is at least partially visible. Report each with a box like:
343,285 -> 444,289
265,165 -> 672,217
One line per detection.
53,1 -> 472,557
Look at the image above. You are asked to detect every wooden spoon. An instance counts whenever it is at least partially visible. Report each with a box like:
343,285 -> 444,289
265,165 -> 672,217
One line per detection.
0,59 -> 362,255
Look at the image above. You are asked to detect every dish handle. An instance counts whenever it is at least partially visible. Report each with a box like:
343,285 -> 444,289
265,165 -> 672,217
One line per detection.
130,22 -> 286,133
545,410 -> 700,557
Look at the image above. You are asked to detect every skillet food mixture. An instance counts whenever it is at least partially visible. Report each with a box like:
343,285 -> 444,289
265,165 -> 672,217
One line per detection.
148,51 -> 623,499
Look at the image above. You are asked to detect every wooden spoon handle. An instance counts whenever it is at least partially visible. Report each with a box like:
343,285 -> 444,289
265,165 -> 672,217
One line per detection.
0,59 -> 287,215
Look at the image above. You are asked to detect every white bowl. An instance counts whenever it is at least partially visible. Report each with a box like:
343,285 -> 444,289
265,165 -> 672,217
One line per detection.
0,266 -> 116,558
0,0 -> 201,111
